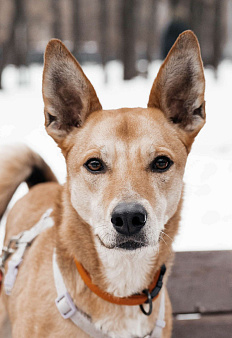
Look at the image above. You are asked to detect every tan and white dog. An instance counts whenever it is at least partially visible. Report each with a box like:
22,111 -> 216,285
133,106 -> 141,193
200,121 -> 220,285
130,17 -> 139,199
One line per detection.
0,30 -> 205,338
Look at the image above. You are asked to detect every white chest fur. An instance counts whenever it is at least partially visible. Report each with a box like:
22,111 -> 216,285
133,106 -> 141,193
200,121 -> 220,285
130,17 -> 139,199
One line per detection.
96,241 -> 158,297
94,304 -> 156,338
95,242 -> 159,337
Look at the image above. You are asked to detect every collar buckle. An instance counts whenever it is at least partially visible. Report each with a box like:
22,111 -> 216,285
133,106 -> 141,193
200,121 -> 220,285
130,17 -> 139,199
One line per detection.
140,289 -> 153,316
139,264 -> 166,316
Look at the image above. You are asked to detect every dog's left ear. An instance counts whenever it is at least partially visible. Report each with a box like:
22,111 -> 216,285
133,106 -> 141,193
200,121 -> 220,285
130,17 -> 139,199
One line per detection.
42,39 -> 102,145
148,31 -> 205,146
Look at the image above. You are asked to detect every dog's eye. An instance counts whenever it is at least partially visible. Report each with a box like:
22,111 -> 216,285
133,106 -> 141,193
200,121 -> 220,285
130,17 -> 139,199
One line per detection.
84,158 -> 105,173
151,156 -> 173,172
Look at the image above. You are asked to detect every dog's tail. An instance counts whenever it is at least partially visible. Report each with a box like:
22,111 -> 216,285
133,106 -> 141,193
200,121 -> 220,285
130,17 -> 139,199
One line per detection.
0,144 -> 57,220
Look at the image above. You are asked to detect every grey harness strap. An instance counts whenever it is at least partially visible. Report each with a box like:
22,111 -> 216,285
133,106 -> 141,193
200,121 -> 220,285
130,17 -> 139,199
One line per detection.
53,251 -> 110,338
150,291 -> 166,338
53,251 -> 166,338
3,209 -> 54,295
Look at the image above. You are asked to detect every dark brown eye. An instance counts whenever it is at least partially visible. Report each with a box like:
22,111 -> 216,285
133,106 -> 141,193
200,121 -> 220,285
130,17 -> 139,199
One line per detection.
151,156 -> 173,172
84,158 -> 105,173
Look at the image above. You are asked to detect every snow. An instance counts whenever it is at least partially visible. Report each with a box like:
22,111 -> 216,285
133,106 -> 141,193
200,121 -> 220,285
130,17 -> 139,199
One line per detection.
0,60 -> 231,252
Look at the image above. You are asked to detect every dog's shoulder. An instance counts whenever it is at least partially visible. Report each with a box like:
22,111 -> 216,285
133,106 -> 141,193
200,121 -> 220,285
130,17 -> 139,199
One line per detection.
4,182 -> 62,243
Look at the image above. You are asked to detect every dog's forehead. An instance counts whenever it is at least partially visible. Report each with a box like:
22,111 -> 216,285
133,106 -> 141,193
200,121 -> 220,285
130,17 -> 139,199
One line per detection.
79,107 -> 183,150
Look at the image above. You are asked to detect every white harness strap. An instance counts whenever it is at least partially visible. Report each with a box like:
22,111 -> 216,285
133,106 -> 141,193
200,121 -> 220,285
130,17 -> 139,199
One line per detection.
53,251 -> 110,338
53,250 -> 165,338
150,291 -> 166,338
4,208 -> 54,295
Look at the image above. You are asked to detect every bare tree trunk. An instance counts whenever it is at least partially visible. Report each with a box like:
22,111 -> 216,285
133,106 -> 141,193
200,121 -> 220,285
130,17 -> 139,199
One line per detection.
52,0 -> 62,39
99,0 -> 108,82
15,0 -> 29,86
0,42 -> 7,89
146,0 -> 158,64
189,0 -> 203,41
0,36 -> 14,89
121,0 -> 137,80
14,0 -> 28,67
0,0 -> 28,89
72,0 -> 82,59
213,0 -> 224,76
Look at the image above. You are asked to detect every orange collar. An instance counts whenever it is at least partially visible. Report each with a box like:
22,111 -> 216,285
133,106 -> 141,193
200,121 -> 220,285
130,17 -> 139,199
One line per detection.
74,258 -> 166,306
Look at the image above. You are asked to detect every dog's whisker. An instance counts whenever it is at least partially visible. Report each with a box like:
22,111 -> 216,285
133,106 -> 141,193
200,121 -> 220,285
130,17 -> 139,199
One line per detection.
160,236 -> 172,254
161,230 -> 174,242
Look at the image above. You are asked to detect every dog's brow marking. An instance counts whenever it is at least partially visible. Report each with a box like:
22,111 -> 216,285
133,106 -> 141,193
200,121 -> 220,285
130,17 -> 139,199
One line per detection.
82,150 -> 103,163
148,147 -> 175,159
99,146 -> 108,156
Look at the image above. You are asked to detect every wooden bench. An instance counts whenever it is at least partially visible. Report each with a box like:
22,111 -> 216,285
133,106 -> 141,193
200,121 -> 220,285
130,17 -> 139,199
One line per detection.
167,251 -> 232,338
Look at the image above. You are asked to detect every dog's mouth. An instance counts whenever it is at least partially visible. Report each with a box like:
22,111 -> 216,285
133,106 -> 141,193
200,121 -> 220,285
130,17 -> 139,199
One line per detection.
117,240 -> 145,250
96,234 -> 147,251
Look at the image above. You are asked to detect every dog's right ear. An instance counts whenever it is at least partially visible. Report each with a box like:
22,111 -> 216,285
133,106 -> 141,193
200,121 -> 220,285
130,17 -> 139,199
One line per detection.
148,31 -> 205,149
42,39 -> 102,145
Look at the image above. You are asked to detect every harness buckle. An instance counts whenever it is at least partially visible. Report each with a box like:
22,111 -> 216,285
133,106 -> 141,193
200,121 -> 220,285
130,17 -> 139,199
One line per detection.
55,292 -> 77,319
0,209 -> 54,296
7,234 -> 23,249
0,242 -> 18,274
0,233 -> 23,268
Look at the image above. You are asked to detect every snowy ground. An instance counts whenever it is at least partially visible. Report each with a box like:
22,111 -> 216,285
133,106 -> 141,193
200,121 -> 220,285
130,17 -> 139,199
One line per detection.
0,60 -> 231,252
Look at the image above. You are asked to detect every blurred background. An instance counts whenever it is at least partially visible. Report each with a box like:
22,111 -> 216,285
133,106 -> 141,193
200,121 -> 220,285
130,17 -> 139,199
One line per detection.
0,1 -> 232,336
0,0 -> 232,84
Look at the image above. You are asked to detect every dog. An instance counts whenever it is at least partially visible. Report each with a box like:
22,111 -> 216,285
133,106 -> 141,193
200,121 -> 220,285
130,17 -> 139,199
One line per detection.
0,30 -> 205,338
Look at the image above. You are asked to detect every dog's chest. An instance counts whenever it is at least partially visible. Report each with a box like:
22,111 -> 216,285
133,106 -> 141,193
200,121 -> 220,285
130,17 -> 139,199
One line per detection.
94,306 -> 154,338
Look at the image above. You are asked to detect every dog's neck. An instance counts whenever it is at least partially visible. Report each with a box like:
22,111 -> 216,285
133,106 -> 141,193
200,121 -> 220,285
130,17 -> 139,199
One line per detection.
95,238 -> 159,297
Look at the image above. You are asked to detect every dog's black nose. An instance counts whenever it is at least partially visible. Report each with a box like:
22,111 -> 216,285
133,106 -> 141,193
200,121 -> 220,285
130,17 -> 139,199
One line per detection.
111,203 -> 147,236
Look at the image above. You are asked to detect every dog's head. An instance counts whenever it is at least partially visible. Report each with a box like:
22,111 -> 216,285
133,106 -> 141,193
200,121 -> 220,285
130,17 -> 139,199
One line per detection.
42,31 -> 205,253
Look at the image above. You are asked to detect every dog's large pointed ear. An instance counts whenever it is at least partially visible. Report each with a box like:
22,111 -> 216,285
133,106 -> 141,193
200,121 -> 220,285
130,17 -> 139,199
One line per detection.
42,39 -> 102,144
148,31 -> 205,144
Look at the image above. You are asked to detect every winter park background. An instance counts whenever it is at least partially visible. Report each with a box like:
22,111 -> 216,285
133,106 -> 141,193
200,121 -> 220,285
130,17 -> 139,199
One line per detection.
0,59 -> 231,253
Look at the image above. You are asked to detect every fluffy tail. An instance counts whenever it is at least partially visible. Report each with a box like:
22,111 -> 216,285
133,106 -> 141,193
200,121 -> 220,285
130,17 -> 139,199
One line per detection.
0,144 -> 57,220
